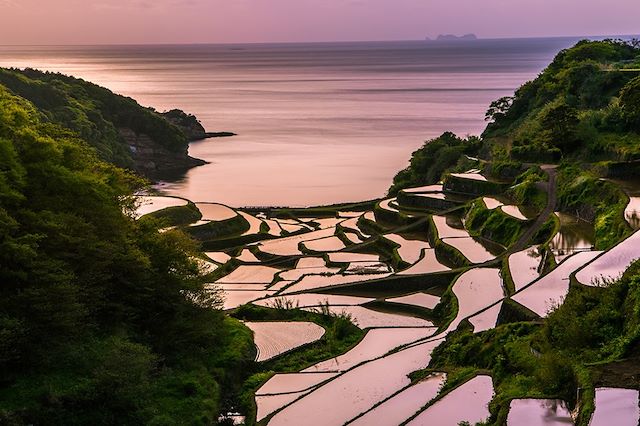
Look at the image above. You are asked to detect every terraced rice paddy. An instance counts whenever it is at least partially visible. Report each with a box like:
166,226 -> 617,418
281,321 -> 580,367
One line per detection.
278,266 -> 341,282
386,292 -> 440,309
349,373 -> 446,426
169,171 -> 640,425
401,184 -> 443,193
134,196 -> 188,218
446,268 -> 504,332
195,203 -> 238,221
450,172 -> 488,181
255,392 -> 308,422
508,247 -> 543,291
468,301 -> 503,333
384,234 -> 430,264
223,290 -> 275,310
590,387 -> 639,426
576,230 -> 640,286
550,212 -> 595,262
512,250 -> 602,317
258,228 -> 336,256
507,399 -> 573,425
239,211 -> 264,235
482,197 -> 503,210
302,236 -> 346,252
379,198 -> 401,214
245,322 -> 326,362
406,375 -> 493,425
254,293 -> 374,309
432,215 -> 469,238
328,252 -> 379,263
257,373 -> 339,395
302,305 -> 435,328
281,273 -> 391,294
216,265 -> 281,284
268,340 -> 442,426
625,197 -> 640,229
398,249 -> 450,275
303,328 -> 437,373
205,251 -> 232,264
501,205 -> 529,220
442,237 -> 497,263
236,249 -> 260,262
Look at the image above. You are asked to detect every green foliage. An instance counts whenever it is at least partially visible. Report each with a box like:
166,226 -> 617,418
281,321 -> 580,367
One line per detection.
465,200 -> 527,247
620,76 -> 640,130
556,165 -> 631,249
0,68 -> 190,169
0,85 -> 253,423
483,39 -> 640,162
389,132 -> 481,195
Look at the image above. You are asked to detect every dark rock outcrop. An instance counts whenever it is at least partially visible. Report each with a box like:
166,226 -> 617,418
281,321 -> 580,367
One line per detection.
120,128 -> 206,177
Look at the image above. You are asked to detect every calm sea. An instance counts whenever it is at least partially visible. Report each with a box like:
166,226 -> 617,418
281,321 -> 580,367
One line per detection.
0,38 -> 581,206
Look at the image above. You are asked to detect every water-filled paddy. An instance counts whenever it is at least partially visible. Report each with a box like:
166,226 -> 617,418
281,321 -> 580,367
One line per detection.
223,290 -> 275,310
384,234 -> 430,264
254,293 -> 374,309
446,268 -> 504,332
550,212 -> 595,262
134,196 -> 188,218
302,236 -> 346,252
401,184 -> 443,193
386,292 -> 441,310
512,250 -> 602,317
450,172 -> 488,182
216,265 -> 281,284
195,203 -> 238,221
328,252 -> 380,263
255,392 -> 307,423
245,321 -> 326,362
302,305 -> 434,328
468,302 -> 503,333
259,228 -> 336,256
625,197 -> 640,230
442,237 -> 497,263
501,205 -> 528,220
268,340 -> 441,426
349,372 -> 446,426
407,375 -> 493,425
256,372 -> 339,395
205,251 -> 232,264
432,215 -> 469,238
576,230 -> 640,286
508,247 -> 543,291
590,387 -> 639,426
303,328 -> 437,373
507,399 -> 573,425
281,273 -> 391,294
398,249 -> 450,275
239,211 -> 264,235
482,197 -> 503,210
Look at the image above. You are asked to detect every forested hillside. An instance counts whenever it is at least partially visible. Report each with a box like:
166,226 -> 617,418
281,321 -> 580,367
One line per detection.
0,68 -> 207,176
0,84 -> 252,424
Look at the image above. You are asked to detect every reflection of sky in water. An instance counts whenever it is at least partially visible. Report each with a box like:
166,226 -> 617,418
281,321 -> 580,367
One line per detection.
550,212 -> 595,261
625,197 -> 640,230
0,40 -> 573,206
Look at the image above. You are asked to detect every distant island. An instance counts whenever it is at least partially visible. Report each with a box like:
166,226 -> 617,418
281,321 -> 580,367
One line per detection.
426,33 -> 478,41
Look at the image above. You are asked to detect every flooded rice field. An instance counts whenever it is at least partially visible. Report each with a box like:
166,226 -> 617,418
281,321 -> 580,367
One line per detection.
245,322 -> 326,362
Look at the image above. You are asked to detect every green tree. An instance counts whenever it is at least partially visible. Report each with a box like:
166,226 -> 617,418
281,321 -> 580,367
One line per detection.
620,76 -> 640,130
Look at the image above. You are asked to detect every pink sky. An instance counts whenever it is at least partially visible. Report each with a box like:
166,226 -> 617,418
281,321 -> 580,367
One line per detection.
0,0 -> 638,45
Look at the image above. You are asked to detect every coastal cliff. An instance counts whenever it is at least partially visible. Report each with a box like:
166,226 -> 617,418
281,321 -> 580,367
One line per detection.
0,68 -> 223,178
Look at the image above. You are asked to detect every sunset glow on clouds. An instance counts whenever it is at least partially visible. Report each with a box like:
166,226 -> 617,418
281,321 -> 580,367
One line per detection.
0,0 -> 638,44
